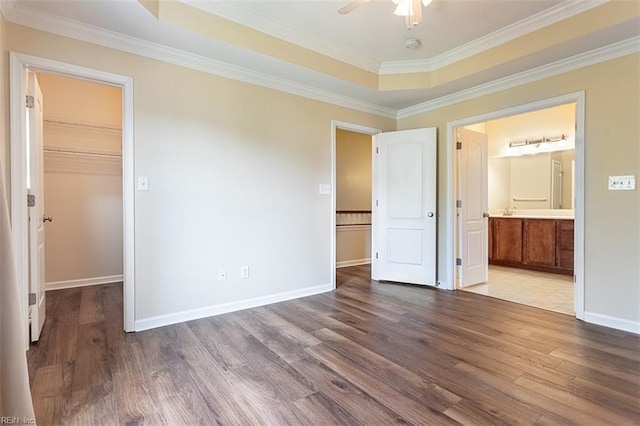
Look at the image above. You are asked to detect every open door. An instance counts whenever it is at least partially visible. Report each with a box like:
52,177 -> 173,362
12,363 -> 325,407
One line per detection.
457,127 -> 488,288
27,71 -> 46,341
375,128 -> 437,286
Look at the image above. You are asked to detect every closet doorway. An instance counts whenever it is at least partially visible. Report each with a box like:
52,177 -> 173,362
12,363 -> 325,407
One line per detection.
37,73 -> 124,329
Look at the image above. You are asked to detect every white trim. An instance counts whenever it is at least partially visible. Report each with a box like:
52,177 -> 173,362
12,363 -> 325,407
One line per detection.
46,275 -> 123,291
3,3 -> 396,119
445,92 -> 585,319
3,2 -> 636,121
584,312 -> 640,335
9,53 -> 136,347
398,36 -> 640,119
135,283 -> 333,332
330,121 -> 381,291
379,0 -> 607,75
337,259 -> 371,268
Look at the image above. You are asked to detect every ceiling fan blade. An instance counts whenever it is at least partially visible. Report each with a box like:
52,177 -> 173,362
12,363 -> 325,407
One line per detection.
338,0 -> 370,15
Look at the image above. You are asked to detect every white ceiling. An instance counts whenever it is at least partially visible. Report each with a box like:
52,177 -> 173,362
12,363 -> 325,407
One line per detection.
5,0 -> 637,113
184,0 -> 564,67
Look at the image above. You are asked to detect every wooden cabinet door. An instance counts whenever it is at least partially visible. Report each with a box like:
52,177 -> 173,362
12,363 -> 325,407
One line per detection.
523,219 -> 557,267
557,220 -> 575,271
494,218 -> 523,263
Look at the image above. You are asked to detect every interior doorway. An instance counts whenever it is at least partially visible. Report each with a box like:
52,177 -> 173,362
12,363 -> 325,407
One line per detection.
35,72 -> 124,335
330,121 -> 380,289
335,128 -> 374,284
10,53 -> 135,348
451,96 -> 583,317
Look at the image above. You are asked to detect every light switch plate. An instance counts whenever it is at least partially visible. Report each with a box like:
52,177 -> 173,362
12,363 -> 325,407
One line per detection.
138,176 -> 149,191
608,175 -> 635,190
319,184 -> 331,195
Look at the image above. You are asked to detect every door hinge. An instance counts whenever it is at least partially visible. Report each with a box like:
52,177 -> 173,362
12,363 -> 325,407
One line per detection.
376,199 -> 379,207
456,200 -> 462,208
376,252 -> 379,259
376,146 -> 379,154
29,292 -> 36,306
456,258 -> 462,266
456,141 -> 462,150
26,95 -> 35,109
27,194 -> 36,207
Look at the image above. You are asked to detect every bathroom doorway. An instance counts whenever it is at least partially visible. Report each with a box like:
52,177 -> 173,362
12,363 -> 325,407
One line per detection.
453,97 -> 581,316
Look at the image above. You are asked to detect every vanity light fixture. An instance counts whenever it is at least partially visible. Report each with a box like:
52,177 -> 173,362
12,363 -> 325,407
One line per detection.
508,134 -> 567,148
506,133 -> 573,157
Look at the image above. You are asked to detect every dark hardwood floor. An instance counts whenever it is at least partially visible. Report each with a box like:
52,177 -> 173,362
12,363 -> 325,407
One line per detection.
28,265 -> 640,425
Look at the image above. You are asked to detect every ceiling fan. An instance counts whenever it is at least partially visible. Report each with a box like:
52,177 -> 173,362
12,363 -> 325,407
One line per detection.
338,0 -> 433,28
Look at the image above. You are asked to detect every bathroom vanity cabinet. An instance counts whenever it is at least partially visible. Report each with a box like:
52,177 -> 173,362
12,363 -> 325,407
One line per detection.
488,217 -> 574,275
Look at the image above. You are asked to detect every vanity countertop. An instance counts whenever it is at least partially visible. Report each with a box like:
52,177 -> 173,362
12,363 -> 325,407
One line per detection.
488,209 -> 574,220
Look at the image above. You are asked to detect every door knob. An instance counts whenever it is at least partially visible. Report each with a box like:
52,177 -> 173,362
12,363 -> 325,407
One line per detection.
483,212 -> 490,218
43,215 -> 53,223
427,212 -> 434,218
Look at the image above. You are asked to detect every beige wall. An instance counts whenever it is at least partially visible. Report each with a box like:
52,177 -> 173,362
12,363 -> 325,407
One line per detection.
5,23 -> 395,321
336,226 -> 371,267
399,53 -> 640,324
38,73 -> 123,285
336,129 -> 372,211
335,129 -> 372,266
485,103 -> 576,210
4,21 -> 638,328
485,103 -> 575,158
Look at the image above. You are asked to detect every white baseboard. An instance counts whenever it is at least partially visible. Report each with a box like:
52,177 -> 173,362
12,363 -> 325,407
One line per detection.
336,259 -> 371,268
46,274 -> 123,291
584,311 -> 640,334
134,283 -> 333,332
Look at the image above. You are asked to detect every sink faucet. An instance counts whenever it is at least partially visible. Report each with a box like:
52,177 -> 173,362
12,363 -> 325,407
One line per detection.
503,206 -> 516,216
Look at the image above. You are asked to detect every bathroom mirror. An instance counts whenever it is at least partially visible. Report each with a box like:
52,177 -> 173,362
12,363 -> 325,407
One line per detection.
488,149 -> 574,211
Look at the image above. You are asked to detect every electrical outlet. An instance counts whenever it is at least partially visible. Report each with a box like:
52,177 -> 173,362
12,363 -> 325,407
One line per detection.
138,176 -> 149,191
240,265 -> 249,279
218,269 -> 227,281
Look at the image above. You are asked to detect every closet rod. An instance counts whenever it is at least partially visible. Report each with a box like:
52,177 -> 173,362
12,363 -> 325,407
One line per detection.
43,146 -> 122,159
43,115 -> 121,131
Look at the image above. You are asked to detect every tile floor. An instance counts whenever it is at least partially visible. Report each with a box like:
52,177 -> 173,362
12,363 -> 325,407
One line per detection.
462,265 -> 574,315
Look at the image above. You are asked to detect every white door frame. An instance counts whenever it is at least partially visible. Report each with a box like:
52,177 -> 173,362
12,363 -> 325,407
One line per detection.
9,52 -> 135,348
330,121 -> 381,289
446,92 -> 585,319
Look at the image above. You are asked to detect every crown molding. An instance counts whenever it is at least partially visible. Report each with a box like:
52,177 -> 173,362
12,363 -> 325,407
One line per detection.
5,1 -> 635,122
397,36 -> 640,119
4,4 -> 396,119
379,0 -> 609,75
180,0 -> 381,74
0,0 -> 17,19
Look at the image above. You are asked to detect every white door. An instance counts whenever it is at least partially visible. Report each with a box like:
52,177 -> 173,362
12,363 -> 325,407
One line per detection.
28,71 -> 46,341
457,128 -> 488,288
375,128 -> 437,286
